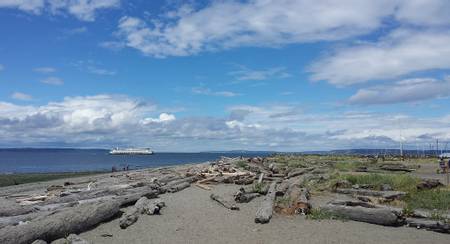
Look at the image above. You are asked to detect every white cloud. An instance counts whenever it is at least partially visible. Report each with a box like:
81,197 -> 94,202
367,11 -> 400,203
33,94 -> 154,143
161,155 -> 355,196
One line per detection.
0,0 -> 44,14
41,76 -> 63,85
114,1 -> 397,57
11,92 -> 32,101
141,113 -> 176,124
229,66 -> 291,81
34,66 -> 56,73
349,77 -> 450,105
309,29 -> 450,86
48,0 -> 120,21
112,0 -> 450,58
192,87 -> 239,97
0,0 -> 119,21
0,96 -> 449,150
396,0 -> 450,26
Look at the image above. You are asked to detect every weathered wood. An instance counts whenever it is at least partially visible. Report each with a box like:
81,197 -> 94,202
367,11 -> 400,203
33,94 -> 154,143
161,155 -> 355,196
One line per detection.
417,179 -> 443,190
406,218 -> 450,233
278,183 -> 311,215
379,163 -> 414,172
210,194 -> 239,210
0,204 -> 34,217
0,201 -> 121,244
166,182 -> 190,193
322,201 -> 404,226
119,206 -> 139,229
286,167 -> 314,179
194,183 -> 212,190
335,188 -> 406,200
234,176 -> 255,185
234,189 -> 260,203
255,181 -> 277,224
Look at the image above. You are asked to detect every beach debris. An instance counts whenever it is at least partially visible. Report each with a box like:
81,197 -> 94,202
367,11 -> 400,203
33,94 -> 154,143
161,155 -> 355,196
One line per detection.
210,194 -> 239,210
378,163 -> 415,172
234,188 -> 260,203
31,240 -> 47,244
119,207 -> 139,229
287,167 -> 314,179
0,201 -> 120,244
416,178 -> 443,190
135,197 -> 165,215
255,181 -> 277,224
100,233 -> 113,237
406,218 -> 450,234
276,183 -> 311,215
334,188 -> 406,201
321,200 -> 404,226
194,183 -> 212,190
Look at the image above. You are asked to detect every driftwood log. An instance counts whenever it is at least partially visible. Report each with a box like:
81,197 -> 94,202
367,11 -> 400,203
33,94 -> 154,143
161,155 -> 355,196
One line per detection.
210,194 -> 239,210
379,164 -> 414,172
406,218 -> 450,233
0,201 -> 121,244
334,188 -> 406,200
417,179 -> 443,190
234,188 -> 260,203
322,201 -> 404,226
277,183 -> 311,215
119,206 -> 139,229
255,181 -> 277,224
287,167 -> 314,179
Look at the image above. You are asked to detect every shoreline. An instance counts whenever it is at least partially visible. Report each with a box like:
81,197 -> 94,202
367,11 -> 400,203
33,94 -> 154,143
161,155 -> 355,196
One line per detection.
0,155 -> 448,244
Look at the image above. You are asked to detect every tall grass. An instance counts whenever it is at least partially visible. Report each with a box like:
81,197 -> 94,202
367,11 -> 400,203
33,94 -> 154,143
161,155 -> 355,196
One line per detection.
406,188 -> 450,211
339,173 -> 420,192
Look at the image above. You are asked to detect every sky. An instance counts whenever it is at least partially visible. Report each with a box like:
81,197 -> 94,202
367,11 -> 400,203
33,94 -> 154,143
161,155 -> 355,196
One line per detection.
0,0 -> 450,152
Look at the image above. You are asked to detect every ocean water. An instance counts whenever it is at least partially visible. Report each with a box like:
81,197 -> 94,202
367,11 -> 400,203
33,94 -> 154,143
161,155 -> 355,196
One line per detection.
0,149 -> 271,173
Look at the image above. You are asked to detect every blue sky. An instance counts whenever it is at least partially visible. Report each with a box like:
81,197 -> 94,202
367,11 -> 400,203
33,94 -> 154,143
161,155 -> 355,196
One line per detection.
0,0 -> 450,151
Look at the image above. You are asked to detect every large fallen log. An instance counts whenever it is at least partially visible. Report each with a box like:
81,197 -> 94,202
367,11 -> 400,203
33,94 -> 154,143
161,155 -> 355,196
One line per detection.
321,201 -> 404,226
277,183 -> 311,215
406,218 -> 450,234
379,163 -> 415,172
210,194 -> 239,210
334,188 -> 405,200
0,201 -> 121,244
255,181 -> 277,224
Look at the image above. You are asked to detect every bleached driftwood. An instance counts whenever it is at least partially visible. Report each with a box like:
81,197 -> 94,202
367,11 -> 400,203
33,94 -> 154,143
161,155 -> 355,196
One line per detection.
255,181 -> 277,224
334,188 -> 406,200
0,201 -> 121,244
406,218 -> 450,233
321,201 -> 404,226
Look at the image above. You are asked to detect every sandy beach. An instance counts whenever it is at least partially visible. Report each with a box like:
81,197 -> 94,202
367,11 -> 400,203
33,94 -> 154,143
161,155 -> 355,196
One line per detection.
0,156 -> 449,244
81,184 -> 449,244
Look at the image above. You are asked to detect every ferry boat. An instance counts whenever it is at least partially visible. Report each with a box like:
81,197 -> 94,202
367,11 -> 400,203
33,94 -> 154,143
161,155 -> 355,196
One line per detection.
109,147 -> 153,155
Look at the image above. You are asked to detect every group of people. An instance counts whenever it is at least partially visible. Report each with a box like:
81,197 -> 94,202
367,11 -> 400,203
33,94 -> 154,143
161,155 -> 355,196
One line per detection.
438,157 -> 450,173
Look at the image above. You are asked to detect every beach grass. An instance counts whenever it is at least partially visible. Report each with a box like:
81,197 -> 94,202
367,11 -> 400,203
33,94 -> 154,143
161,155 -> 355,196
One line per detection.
338,173 -> 420,192
0,171 -> 103,187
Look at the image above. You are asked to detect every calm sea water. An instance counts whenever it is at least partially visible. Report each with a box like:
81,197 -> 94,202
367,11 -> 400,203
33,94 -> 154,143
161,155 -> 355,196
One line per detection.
0,149 -> 271,173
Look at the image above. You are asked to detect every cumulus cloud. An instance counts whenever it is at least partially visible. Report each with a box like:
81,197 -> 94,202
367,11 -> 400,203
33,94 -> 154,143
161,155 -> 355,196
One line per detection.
141,113 -> 176,124
309,29 -> 450,85
0,0 -> 119,21
34,66 -> 56,73
0,96 -> 449,150
192,87 -> 239,97
11,92 -> 33,101
349,78 -> 450,105
41,76 -> 63,85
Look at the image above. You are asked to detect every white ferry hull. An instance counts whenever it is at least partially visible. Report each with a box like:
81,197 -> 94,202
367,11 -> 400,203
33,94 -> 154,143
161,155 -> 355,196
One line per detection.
109,148 -> 153,155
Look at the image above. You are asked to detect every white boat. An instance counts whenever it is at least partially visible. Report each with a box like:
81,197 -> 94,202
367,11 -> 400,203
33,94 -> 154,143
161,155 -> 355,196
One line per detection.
109,147 -> 153,155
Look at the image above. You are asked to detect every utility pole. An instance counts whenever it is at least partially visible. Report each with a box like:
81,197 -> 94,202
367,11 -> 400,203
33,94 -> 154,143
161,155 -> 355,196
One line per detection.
436,139 -> 439,157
